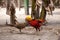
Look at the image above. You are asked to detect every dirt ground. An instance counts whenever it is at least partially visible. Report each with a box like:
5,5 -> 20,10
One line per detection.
0,24 -> 60,40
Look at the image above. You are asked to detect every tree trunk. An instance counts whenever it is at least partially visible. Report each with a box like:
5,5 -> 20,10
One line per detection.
31,0 -> 36,19
36,5 -> 40,19
10,3 -> 16,25
6,0 -> 10,15
0,0 -> 2,6
24,0 -> 29,15
6,0 -> 16,25
39,0 -> 51,21
18,0 -> 21,10
39,6 -> 46,21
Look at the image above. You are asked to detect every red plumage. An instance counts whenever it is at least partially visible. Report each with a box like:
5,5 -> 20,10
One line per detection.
28,19 -> 42,31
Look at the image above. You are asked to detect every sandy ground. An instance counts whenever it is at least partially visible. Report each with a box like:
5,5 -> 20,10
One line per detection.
0,8 -> 60,40
0,25 -> 60,40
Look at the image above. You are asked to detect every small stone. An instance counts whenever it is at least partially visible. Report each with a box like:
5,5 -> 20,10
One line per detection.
38,39 -> 41,40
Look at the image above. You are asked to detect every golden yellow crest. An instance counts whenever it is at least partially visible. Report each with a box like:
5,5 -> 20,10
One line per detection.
25,15 -> 32,21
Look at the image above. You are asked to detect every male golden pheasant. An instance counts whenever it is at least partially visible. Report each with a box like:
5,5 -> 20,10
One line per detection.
25,15 -> 44,31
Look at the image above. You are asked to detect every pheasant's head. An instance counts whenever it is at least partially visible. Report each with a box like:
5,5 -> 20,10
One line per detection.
25,15 -> 32,21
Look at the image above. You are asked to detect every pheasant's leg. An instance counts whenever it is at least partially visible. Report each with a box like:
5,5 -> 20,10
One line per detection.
39,28 -> 40,31
35,27 -> 38,31
20,29 -> 21,32
37,27 -> 40,31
